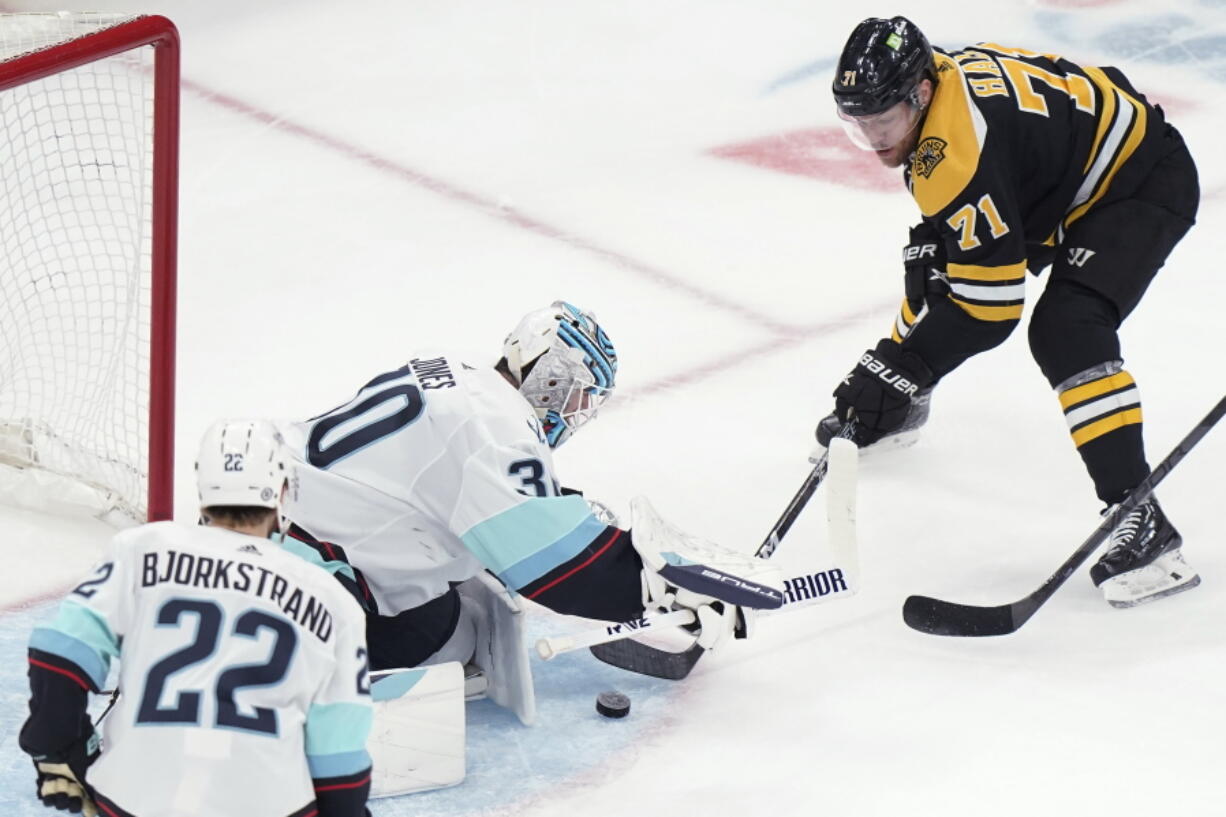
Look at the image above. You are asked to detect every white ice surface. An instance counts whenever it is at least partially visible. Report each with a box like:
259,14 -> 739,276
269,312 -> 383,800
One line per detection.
2,0 -> 1225,814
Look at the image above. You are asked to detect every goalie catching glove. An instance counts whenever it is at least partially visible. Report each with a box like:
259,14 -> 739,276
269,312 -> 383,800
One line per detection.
629,496 -> 783,651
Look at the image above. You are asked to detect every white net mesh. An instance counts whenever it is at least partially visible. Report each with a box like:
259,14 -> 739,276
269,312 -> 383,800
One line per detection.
0,13 -> 156,522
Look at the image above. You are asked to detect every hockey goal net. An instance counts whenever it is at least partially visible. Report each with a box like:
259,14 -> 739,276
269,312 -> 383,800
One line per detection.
0,13 -> 178,524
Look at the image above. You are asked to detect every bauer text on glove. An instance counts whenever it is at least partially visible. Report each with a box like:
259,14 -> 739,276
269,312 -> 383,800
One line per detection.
832,338 -> 934,443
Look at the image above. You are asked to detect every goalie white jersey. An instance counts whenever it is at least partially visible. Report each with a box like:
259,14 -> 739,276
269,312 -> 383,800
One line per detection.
28,522 -> 372,817
279,352 -> 608,615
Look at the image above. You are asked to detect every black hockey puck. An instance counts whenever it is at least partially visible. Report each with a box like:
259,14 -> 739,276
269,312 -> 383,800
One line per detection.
595,690 -> 631,719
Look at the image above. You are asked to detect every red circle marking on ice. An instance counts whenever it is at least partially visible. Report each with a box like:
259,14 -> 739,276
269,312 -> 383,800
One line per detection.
710,127 -> 902,193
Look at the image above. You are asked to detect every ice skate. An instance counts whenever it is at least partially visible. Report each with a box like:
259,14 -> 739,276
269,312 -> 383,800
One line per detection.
1090,497 -> 1199,609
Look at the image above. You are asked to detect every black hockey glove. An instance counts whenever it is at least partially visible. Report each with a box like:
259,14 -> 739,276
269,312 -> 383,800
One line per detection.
31,718 -> 99,816
902,221 -> 948,314
832,339 -> 934,444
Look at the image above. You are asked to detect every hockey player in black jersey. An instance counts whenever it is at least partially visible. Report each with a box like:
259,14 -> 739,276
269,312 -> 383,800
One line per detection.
817,16 -> 1200,608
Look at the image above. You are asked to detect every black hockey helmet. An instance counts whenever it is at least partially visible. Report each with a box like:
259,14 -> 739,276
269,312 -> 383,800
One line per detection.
832,16 -> 935,117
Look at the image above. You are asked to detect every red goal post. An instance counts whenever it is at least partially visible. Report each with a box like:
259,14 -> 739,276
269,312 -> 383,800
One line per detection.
0,13 -> 178,523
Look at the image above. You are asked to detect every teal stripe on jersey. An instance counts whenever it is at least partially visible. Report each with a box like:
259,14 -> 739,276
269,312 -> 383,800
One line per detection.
277,535 -> 359,584
307,749 -> 372,780
498,514 -> 609,589
305,702 -> 374,757
28,626 -> 113,690
461,496 -> 607,590
371,668 -> 427,703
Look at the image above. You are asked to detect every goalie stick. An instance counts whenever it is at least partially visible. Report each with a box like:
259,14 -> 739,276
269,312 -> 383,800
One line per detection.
904,394 -> 1226,637
536,608 -> 696,660
578,431 -> 860,680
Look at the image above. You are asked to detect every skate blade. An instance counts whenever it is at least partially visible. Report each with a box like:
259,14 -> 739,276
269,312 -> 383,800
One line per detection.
859,429 -> 922,458
1103,555 -> 1201,609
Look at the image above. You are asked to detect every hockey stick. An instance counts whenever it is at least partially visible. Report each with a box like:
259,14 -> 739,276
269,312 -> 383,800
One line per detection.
536,608 -> 696,660
904,394 -> 1226,637
583,430 -> 859,679
537,548 -> 861,662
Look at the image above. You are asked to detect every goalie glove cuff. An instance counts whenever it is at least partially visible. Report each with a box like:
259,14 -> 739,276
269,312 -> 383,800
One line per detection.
629,496 -> 783,610
692,602 -> 742,651
640,568 -> 673,612
631,496 -> 782,652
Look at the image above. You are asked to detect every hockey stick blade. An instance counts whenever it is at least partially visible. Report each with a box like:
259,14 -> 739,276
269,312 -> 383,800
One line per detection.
903,595 -> 1034,637
904,394 -> 1226,637
588,638 -> 705,681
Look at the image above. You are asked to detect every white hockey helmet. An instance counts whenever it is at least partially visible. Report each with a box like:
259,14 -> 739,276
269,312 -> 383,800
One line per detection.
195,419 -> 294,528
502,301 -> 618,447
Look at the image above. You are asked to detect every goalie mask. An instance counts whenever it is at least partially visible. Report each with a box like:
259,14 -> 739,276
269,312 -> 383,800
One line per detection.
195,419 -> 295,530
501,301 -> 618,448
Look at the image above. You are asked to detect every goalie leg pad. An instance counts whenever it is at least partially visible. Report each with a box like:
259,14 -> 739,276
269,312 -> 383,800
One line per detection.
369,663 -> 466,798
456,571 -> 537,726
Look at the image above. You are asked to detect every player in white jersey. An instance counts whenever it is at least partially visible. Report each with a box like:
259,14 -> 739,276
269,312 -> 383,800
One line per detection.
278,301 -> 784,679
19,421 -> 372,817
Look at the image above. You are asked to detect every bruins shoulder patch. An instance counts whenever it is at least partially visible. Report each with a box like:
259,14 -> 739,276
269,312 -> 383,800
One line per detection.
912,137 -> 947,179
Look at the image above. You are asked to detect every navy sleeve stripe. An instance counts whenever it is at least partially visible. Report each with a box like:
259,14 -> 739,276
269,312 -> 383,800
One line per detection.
313,765 -> 372,789
521,526 -> 623,600
28,648 -> 93,692
312,765 -> 372,817
315,772 -> 371,793
287,524 -> 378,613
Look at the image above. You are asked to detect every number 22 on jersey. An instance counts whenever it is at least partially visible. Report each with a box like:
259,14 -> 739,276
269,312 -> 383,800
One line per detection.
136,599 -> 297,736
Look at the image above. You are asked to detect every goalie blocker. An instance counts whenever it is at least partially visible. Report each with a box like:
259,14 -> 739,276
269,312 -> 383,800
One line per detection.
631,496 -> 784,651
569,437 -> 860,679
